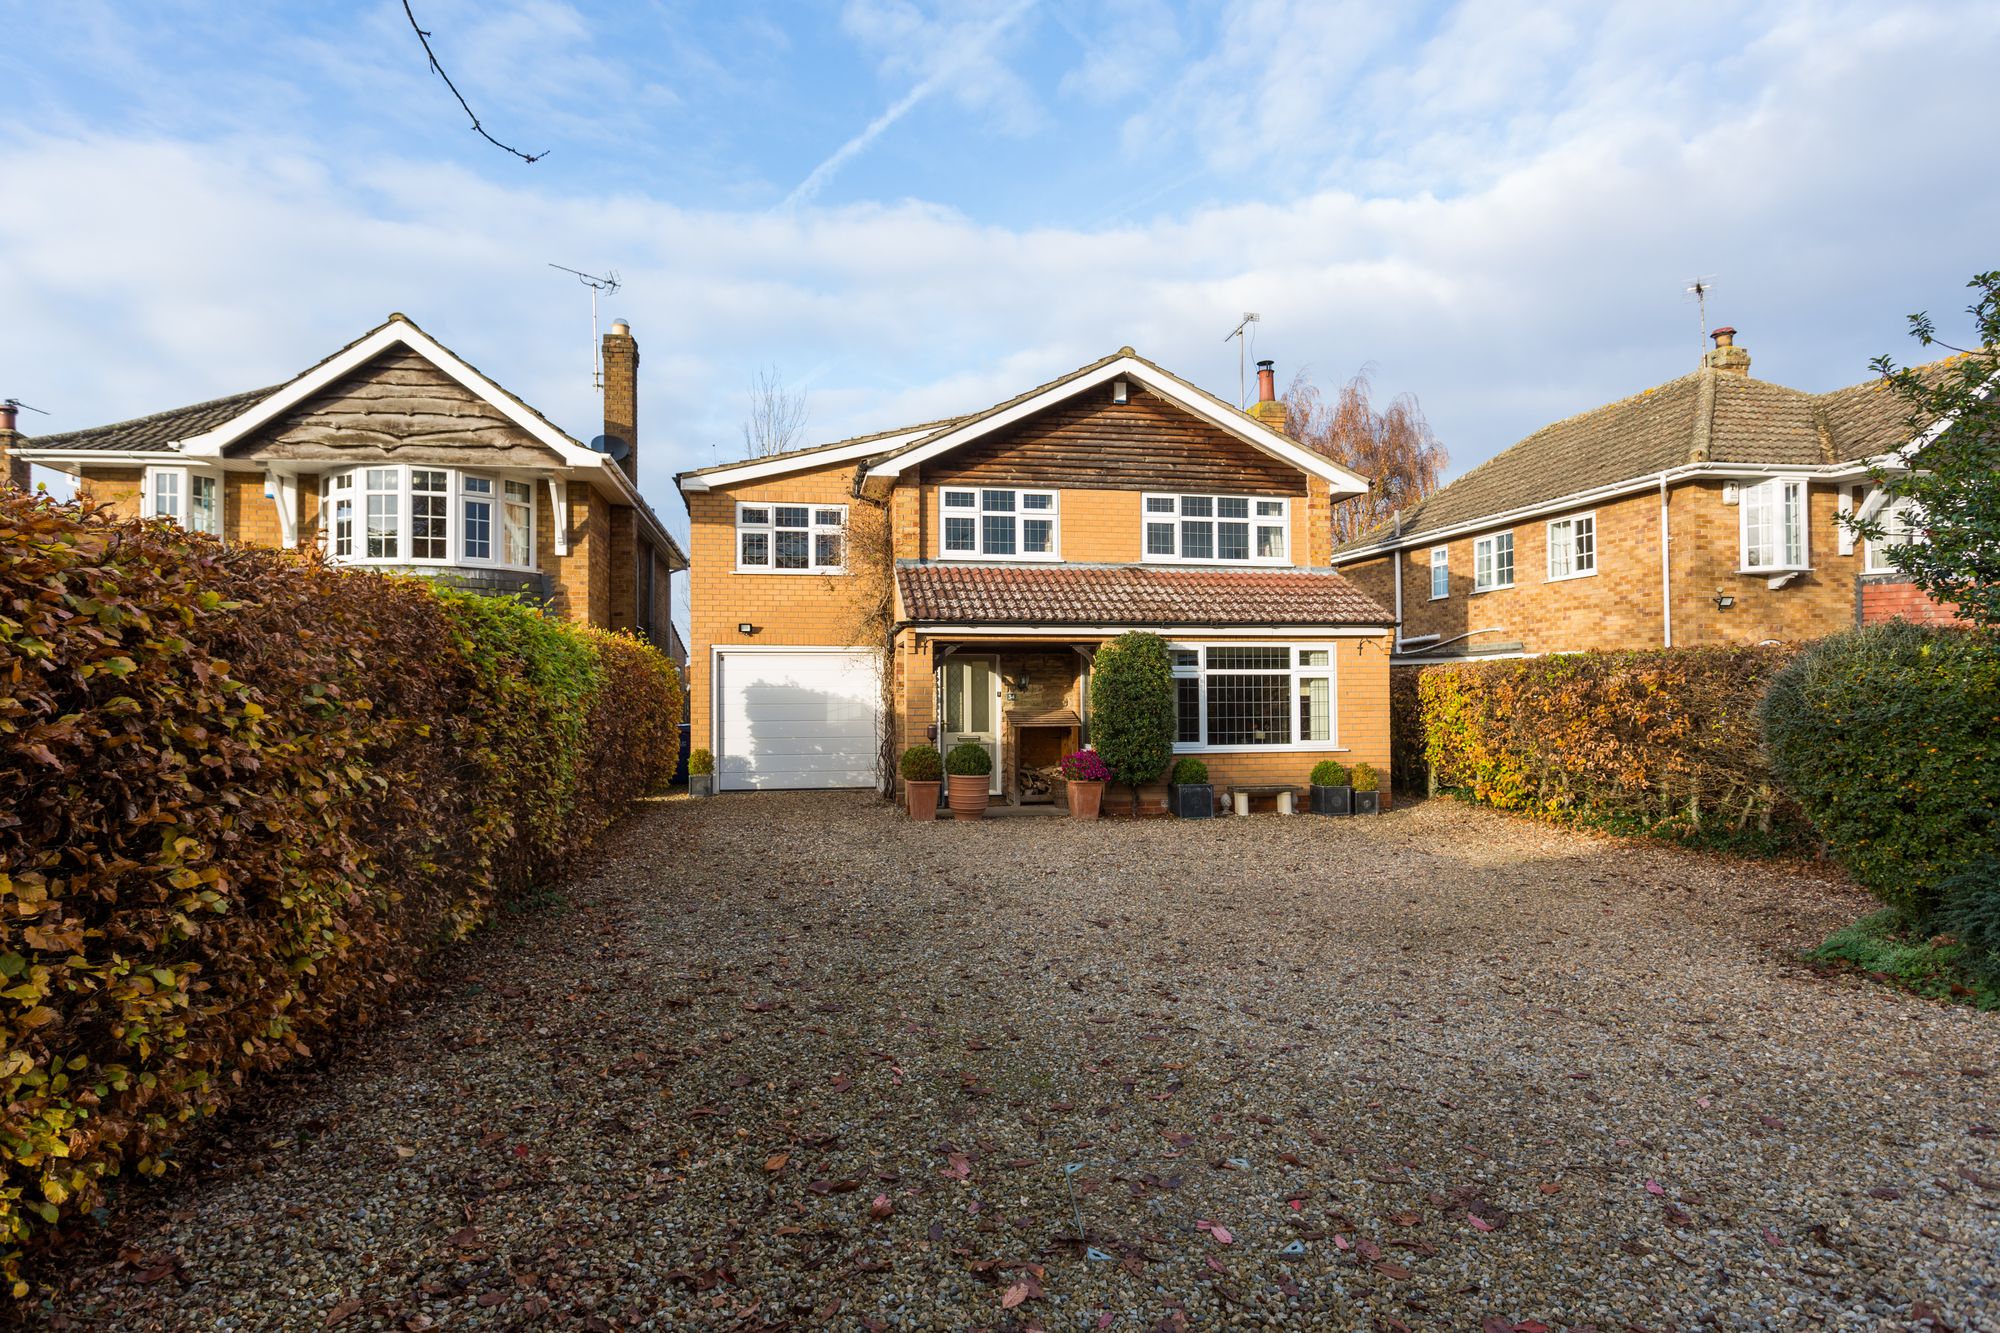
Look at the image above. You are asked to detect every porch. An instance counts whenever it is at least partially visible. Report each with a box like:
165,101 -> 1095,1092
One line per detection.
930,640 -> 1097,809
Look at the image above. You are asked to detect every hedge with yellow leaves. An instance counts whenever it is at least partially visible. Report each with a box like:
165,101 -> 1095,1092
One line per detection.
0,491 -> 680,1294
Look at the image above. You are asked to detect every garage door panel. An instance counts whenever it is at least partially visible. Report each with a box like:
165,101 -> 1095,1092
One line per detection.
716,650 -> 881,791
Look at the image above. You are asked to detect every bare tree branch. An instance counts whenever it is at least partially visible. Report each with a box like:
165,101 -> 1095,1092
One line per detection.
402,1 -> 548,164
1283,367 -> 1449,542
742,366 -> 810,458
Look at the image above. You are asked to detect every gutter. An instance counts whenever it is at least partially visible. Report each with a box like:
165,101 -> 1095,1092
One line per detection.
1658,471 -> 1673,648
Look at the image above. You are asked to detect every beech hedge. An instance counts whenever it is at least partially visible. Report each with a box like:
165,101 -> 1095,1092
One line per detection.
0,492 -> 681,1293
1401,647 -> 1810,844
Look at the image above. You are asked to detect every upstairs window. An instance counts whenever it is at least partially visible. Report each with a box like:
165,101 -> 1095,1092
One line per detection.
1473,531 -> 1514,591
1429,545 -> 1449,599
939,488 -> 1058,560
1545,513 -> 1596,581
144,466 -> 221,537
737,502 -> 846,573
1740,478 -> 1807,572
1143,494 -> 1288,564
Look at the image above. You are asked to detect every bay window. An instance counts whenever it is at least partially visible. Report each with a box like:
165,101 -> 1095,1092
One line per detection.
939,488 -> 1058,559
1170,644 -> 1336,751
1144,494 -> 1289,564
1473,531 -> 1514,591
1545,512 -> 1596,580
736,502 -> 846,572
317,465 -> 536,569
144,466 -> 222,537
1865,495 -> 1921,573
1740,478 -> 1807,572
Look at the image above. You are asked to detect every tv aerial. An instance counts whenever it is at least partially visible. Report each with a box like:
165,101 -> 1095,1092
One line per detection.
549,263 -> 620,390
1683,276 -> 1718,348
1224,312 -> 1260,408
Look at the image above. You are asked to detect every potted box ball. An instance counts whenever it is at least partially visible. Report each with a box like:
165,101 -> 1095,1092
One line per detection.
944,741 -> 993,821
1168,757 -> 1214,819
1308,759 -> 1352,816
900,744 -> 943,821
1059,747 -> 1111,820
688,748 -> 716,798
1351,762 -> 1382,815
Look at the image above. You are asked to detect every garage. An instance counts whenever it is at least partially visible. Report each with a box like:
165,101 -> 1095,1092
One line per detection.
713,649 -> 882,791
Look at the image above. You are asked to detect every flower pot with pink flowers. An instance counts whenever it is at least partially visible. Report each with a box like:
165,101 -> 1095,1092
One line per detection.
1058,747 -> 1111,820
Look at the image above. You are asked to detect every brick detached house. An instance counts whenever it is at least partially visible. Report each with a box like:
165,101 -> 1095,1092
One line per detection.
676,352 -> 1395,804
1330,329 -> 1965,661
1,315 -> 686,660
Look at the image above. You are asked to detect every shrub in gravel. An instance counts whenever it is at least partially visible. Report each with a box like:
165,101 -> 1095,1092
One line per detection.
898,744 -> 943,782
1760,623 -> 1999,918
0,492 -> 681,1296
1089,631 -> 1175,815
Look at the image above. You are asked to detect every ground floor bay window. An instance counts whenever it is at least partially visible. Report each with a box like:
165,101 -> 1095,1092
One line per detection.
1170,643 -> 1335,751
319,465 -> 536,570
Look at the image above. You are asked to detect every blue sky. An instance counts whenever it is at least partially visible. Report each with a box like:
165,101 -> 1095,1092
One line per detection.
5,0 -> 1997,555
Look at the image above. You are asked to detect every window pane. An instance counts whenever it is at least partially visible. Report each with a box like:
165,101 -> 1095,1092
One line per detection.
152,471 -> 181,520
1218,521 -> 1249,560
774,506 -> 808,529
411,470 -> 448,559
1181,520 -> 1213,560
1256,500 -> 1284,517
944,490 -> 975,508
1170,648 -> 1200,669
1145,496 -> 1176,513
1573,516 -> 1595,572
1549,520 -> 1573,578
1218,496 -> 1249,519
1495,533 -> 1514,584
1781,485 -> 1804,567
1022,518 -> 1053,553
815,531 -> 843,568
1207,646 -> 1289,671
1176,678 -> 1201,744
1431,549 -> 1449,598
1298,649 -> 1330,667
189,475 -> 219,535
740,506 -> 770,526
981,490 -> 1015,512
464,498 -> 493,560
1206,672 -> 1291,745
333,498 -> 352,557
365,468 -> 397,490
367,494 -> 398,558
1022,493 -> 1053,510
1299,675 -> 1331,743
1146,522 -> 1176,555
1257,525 -> 1285,559
982,514 -> 1016,555
944,515 -> 976,551
775,530 -> 810,569
503,485 -> 532,566
740,531 -> 769,565
815,508 -> 844,527
462,475 -> 492,495
1180,495 -> 1213,517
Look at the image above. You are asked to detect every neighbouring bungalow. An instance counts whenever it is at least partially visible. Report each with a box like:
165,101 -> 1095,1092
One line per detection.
676,353 -> 1395,806
1,315 -> 687,662
1329,328 -> 1969,662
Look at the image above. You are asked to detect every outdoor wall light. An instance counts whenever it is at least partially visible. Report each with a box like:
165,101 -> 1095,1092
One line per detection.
1712,594 -> 1735,611
737,622 -> 759,635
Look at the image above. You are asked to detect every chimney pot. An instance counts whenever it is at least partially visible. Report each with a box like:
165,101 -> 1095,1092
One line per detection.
1255,358 -> 1276,403
1700,326 -> 1751,377
1246,361 -> 1289,435
1710,326 -> 1736,348
0,401 -> 16,433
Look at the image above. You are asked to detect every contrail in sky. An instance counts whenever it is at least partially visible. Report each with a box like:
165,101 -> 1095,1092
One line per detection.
784,0 -> 1037,210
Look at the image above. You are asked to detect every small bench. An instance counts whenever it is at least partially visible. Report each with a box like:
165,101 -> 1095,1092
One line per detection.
1225,784 -> 1299,816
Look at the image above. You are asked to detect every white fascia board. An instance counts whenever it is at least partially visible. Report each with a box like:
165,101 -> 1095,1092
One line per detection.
863,358 -> 1369,495
678,428 -> 936,493
910,623 -> 1390,637
176,322 -> 600,467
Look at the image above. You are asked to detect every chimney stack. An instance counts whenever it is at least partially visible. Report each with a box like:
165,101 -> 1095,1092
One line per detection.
602,320 -> 639,482
0,400 -> 27,491
1247,358 -> 1289,434
1701,326 -> 1751,377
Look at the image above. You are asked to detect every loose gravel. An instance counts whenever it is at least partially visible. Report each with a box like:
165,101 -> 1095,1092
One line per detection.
22,792 -> 1999,1332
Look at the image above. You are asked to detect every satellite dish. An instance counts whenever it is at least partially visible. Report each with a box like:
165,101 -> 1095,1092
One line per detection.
590,434 -> 631,462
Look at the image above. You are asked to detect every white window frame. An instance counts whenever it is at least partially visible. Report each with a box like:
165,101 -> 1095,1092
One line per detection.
1738,477 -> 1809,574
937,487 -> 1061,561
1168,642 -> 1341,754
1428,545 -> 1449,600
735,501 -> 848,574
1865,493 -> 1922,574
316,465 -> 537,571
1472,531 -> 1515,592
1544,511 -> 1597,582
1142,493 -> 1291,566
143,465 -> 223,537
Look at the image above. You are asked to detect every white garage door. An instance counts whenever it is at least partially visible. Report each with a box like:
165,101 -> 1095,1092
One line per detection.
715,649 -> 881,791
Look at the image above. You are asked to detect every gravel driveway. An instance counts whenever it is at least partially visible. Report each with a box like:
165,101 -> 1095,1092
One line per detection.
26,793 -> 1999,1332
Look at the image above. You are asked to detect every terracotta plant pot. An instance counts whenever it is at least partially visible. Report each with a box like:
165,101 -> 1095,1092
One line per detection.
947,774 -> 990,821
1066,779 -> 1105,821
905,780 -> 940,822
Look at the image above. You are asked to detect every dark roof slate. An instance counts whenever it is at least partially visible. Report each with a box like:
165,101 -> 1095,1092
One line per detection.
25,386 -> 281,453
896,561 -> 1392,627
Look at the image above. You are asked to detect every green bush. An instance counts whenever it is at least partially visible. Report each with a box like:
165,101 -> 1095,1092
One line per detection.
1309,759 -> 1350,787
945,741 -> 993,776
688,747 -> 715,776
1937,857 -> 2000,989
1350,762 -> 1381,793
1090,631 -> 1175,813
1810,910 -> 1996,1010
1171,757 -> 1209,785
899,744 -> 943,782
0,493 -> 681,1296
1760,623 -> 1999,917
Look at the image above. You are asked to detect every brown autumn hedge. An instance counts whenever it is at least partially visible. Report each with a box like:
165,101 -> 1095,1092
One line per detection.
1398,646 -> 1812,845
0,491 -> 681,1294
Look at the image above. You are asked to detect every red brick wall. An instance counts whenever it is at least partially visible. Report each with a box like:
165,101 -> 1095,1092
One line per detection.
1859,578 -> 1967,627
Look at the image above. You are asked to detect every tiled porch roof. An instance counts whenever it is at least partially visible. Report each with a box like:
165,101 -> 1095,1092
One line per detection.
896,561 -> 1392,628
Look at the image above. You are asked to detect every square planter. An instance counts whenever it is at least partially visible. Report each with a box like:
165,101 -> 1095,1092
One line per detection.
1308,783 -> 1352,816
689,774 -> 715,798
1168,782 -> 1214,819
1352,790 -> 1381,815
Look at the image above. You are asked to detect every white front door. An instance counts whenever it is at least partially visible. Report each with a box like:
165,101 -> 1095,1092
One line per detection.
715,649 -> 881,790
941,655 -> 1002,796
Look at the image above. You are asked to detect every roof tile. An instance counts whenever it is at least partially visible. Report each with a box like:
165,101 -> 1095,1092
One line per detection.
897,562 -> 1391,627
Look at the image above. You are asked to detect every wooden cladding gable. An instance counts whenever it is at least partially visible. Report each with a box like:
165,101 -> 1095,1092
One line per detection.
919,384 -> 1306,495
227,347 -> 560,468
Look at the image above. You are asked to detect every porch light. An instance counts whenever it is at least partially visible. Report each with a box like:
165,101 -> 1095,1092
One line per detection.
738,622 -> 759,635
1712,594 -> 1734,610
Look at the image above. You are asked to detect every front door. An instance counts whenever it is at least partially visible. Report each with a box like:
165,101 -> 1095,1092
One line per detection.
942,655 -> 1002,796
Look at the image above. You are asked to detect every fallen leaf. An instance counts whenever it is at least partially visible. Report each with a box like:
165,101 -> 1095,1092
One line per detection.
1644,1179 -> 1666,1196
476,1291 -> 507,1308
1538,1182 -> 1562,1195
1373,1260 -> 1412,1280
393,1145 -> 417,1159
1000,1275 -> 1042,1309
764,1151 -> 790,1173
325,1299 -> 363,1326
869,1193 -> 893,1220
1468,1213 -> 1495,1233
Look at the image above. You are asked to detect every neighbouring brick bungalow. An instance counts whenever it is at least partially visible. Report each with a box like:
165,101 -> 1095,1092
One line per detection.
2,315 -> 686,660
1330,328 -> 1968,661
677,351 -> 1395,809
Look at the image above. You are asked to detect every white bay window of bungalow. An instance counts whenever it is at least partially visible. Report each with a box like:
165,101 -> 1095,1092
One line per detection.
318,465 -> 535,569
142,465 -> 222,537
1169,644 -> 1336,752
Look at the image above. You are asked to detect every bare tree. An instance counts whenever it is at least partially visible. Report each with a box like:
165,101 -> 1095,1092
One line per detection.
742,366 -> 809,458
1284,368 -> 1448,542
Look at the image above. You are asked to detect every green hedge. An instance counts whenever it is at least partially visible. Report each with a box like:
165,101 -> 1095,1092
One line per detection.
0,492 -> 681,1294
1760,623 -> 1999,919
